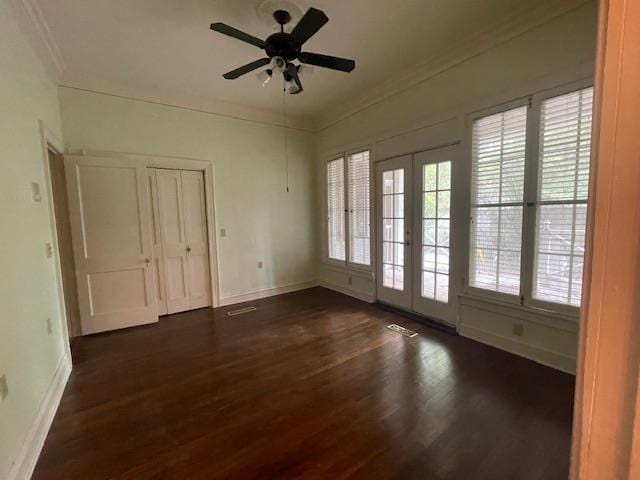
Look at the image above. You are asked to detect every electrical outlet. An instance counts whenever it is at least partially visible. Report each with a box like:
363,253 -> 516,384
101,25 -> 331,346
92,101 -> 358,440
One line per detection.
45,242 -> 54,259
0,375 -> 8,401
258,261 -> 263,269
46,318 -> 53,335
512,323 -> 524,337
348,276 -> 353,286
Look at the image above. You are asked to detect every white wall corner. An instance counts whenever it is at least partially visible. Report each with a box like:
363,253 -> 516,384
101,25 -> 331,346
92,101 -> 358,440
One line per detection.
7,354 -> 71,480
219,280 -> 318,307
8,0 -> 65,82
318,280 -> 376,304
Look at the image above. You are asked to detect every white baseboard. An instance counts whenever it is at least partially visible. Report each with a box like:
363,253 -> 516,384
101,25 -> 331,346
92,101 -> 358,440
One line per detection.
459,324 -> 576,374
219,280 -> 318,306
318,281 -> 376,303
8,353 -> 72,480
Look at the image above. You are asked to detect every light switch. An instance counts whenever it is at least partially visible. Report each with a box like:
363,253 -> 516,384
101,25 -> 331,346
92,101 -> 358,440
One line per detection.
0,374 -> 8,401
45,242 -> 54,258
31,182 -> 42,202
258,261 -> 263,269
220,228 -> 227,237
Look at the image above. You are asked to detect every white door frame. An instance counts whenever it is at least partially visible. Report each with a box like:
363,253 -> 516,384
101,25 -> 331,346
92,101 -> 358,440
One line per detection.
70,150 -> 221,308
39,120 -> 72,362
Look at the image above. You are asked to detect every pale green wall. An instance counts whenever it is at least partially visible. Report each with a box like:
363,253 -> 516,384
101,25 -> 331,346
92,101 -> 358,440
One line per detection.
58,88 -> 318,300
0,0 -> 67,477
317,1 -> 598,151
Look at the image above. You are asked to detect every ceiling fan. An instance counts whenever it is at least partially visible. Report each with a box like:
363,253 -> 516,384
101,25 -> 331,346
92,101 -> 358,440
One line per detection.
210,7 -> 356,94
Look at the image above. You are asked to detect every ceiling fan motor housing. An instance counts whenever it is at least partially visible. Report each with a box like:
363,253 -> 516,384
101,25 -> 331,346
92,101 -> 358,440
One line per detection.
264,31 -> 300,61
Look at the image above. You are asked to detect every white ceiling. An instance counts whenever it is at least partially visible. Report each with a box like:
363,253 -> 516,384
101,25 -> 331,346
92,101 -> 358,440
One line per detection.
35,0 -> 582,128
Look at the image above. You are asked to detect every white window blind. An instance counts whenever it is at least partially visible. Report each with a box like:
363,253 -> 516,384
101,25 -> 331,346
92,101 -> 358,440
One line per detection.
327,157 -> 345,261
469,106 -> 527,295
348,151 -> 371,266
533,87 -> 593,306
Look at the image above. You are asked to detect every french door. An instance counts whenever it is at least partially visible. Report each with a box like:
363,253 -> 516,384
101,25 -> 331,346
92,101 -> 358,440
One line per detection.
376,145 -> 458,325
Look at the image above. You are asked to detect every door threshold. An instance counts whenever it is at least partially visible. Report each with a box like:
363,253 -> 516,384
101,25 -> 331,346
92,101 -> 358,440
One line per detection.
375,302 -> 458,336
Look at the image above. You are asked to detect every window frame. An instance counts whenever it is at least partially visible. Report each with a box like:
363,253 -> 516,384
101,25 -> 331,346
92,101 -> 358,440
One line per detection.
464,97 -> 531,306
324,147 -> 373,272
464,80 -> 594,317
521,80 -> 594,316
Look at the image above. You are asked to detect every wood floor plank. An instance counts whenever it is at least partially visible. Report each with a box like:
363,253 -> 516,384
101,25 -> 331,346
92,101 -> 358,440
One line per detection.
32,287 -> 574,480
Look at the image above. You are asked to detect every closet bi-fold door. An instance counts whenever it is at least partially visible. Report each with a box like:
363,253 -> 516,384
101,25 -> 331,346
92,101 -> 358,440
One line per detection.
180,171 -> 211,310
156,169 -> 191,314
65,155 -> 157,335
156,169 -> 211,314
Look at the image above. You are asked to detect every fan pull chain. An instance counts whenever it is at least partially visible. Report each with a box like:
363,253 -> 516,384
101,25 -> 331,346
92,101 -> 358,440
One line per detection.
282,80 -> 290,193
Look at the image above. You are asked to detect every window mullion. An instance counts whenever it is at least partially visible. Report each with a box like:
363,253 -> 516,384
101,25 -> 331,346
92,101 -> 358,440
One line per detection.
521,95 -> 539,305
343,153 -> 349,266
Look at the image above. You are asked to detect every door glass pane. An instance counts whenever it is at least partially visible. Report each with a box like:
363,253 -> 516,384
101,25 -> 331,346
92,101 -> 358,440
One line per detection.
382,168 -> 405,291
421,161 -> 451,303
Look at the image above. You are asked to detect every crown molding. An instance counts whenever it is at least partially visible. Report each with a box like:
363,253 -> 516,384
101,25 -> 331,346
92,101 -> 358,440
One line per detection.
314,0 -> 592,131
8,0 -> 590,133
8,0 -> 65,81
59,73 -> 315,132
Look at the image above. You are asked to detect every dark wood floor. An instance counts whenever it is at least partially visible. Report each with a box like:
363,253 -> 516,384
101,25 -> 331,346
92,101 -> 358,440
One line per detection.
33,287 -> 575,480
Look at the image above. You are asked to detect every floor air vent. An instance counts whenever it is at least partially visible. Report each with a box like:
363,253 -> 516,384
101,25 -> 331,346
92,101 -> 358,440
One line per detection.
227,306 -> 257,316
387,324 -> 418,338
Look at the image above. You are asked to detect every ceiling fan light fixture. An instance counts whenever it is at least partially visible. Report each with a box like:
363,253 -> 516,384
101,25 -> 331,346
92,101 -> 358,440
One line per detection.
271,56 -> 286,73
285,79 -> 300,95
256,69 -> 273,86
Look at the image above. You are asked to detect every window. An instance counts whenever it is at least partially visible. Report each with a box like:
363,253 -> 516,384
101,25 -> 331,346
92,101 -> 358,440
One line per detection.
422,161 -> 451,302
469,106 -> 527,295
468,86 -> 594,309
348,151 -> 371,265
327,157 -> 345,261
326,150 -> 371,267
533,87 -> 593,306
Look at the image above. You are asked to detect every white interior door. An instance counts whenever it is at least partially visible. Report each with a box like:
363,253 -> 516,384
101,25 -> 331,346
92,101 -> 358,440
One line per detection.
412,146 -> 457,324
376,155 -> 413,310
147,169 -> 168,316
156,169 -> 191,314
180,170 -> 211,310
65,155 -> 157,335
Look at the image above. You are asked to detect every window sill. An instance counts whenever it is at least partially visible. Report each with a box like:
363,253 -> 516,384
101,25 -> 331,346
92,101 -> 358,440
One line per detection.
459,291 -> 579,332
321,261 -> 374,279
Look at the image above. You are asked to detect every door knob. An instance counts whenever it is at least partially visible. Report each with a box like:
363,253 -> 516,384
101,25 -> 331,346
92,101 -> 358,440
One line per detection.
144,258 -> 151,265
186,246 -> 191,253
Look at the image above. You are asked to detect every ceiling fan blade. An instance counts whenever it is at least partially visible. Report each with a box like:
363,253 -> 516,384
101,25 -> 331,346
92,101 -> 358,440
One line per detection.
298,52 -> 355,72
286,63 -> 304,95
290,8 -> 329,46
210,23 -> 265,49
223,58 -> 271,79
